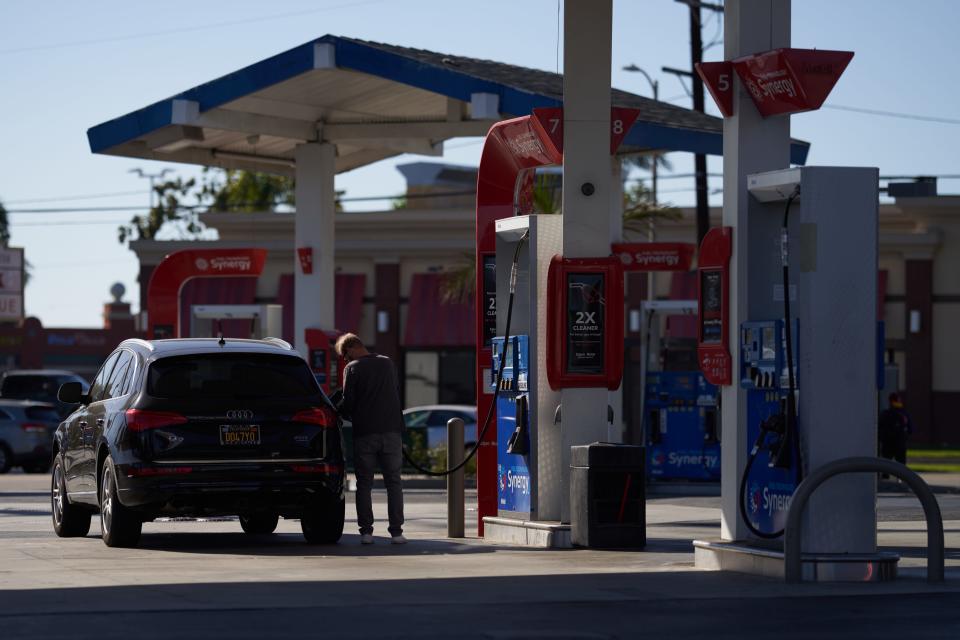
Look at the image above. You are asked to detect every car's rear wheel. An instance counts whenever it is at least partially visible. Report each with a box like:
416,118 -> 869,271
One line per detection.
51,457 -> 91,537
301,495 -> 345,544
240,512 -> 279,535
0,444 -> 12,474
100,456 -> 142,547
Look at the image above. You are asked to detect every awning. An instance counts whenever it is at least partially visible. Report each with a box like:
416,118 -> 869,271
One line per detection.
179,277 -> 258,338
88,35 -> 811,173
404,273 -> 475,348
276,273 -> 366,343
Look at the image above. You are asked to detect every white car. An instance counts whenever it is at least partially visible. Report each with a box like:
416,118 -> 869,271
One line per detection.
402,404 -> 477,449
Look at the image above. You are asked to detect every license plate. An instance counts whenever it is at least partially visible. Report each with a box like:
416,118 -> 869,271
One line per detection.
219,424 -> 260,446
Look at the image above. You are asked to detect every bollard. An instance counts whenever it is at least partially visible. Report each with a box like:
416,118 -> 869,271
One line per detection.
447,417 -> 465,537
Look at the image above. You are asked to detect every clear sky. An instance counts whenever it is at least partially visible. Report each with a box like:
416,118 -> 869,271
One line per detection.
1,0 -> 957,328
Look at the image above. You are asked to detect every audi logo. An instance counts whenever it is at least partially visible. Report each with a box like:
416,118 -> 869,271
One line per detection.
226,410 -> 254,420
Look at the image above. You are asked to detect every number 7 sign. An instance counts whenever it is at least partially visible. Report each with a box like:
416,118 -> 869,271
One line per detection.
532,107 -> 641,155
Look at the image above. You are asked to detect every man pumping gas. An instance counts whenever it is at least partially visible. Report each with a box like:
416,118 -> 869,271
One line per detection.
334,333 -> 406,545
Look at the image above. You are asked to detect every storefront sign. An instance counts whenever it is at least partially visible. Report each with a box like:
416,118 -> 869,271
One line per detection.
0,247 -> 24,323
611,242 -> 695,272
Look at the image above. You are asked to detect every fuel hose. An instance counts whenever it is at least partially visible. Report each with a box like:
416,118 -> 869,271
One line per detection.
399,229 -> 530,477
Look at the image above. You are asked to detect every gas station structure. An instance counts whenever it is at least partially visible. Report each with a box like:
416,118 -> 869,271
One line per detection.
88,0 -> 950,581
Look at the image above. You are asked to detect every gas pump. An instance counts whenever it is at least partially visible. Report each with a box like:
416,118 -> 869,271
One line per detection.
304,328 -> 345,396
490,215 -> 562,520
704,166 -> 880,547
642,301 -> 721,481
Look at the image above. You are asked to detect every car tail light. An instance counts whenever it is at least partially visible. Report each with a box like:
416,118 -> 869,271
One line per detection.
125,409 -> 188,432
291,463 -> 343,474
21,423 -> 48,434
292,407 -> 335,428
126,465 -> 193,478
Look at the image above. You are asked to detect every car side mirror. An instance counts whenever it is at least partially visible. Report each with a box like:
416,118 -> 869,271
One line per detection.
58,381 -> 87,405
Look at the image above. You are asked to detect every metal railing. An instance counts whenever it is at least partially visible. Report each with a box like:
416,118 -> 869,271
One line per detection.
784,456 -> 945,583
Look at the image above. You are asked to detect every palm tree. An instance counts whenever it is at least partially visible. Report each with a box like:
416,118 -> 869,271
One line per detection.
439,173 -> 678,303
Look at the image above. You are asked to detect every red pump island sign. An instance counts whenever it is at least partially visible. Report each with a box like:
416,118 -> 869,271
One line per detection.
697,48 -> 853,118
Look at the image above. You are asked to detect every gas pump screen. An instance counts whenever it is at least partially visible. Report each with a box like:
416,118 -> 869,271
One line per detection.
483,255 -> 497,346
700,270 -> 723,344
566,272 -> 605,374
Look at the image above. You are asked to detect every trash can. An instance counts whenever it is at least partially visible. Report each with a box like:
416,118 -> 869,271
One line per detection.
570,442 -> 645,548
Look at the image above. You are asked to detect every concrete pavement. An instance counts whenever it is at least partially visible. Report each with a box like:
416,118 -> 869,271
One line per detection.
0,471 -> 957,639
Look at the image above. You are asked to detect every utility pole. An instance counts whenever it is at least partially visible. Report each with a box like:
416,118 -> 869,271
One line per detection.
129,168 -> 173,209
670,0 -> 723,245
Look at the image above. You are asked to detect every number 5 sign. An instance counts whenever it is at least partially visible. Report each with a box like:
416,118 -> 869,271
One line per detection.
532,107 -> 641,155
695,61 -> 734,117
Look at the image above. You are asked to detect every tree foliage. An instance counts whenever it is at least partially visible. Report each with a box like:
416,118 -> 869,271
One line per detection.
118,168 -> 298,244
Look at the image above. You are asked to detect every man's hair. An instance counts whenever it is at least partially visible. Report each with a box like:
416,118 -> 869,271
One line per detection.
334,333 -> 363,357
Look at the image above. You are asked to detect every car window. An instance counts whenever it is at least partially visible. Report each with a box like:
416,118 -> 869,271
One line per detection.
89,352 -> 121,402
118,354 -> 139,396
404,410 -> 429,428
0,375 -> 63,401
0,408 -> 13,420
102,351 -> 133,401
147,353 -> 318,399
25,406 -> 61,422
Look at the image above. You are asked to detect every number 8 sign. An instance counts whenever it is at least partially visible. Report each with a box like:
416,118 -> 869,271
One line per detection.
531,107 -> 640,155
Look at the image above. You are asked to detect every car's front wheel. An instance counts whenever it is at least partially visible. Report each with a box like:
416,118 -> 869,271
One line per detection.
240,512 -> 279,535
301,495 -> 345,544
100,456 -> 142,547
51,457 -> 91,537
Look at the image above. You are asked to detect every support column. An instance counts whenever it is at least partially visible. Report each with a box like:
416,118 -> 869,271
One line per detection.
720,0 -> 791,541
559,0 -> 613,523
294,143 -> 336,357
608,156 -> 624,442
374,261 -> 401,363
905,258 -> 933,443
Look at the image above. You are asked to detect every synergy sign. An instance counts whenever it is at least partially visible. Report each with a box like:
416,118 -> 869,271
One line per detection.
696,48 -> 853,118
611,242 -> 695,272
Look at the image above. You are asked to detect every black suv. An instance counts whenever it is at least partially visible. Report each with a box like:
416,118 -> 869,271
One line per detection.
51,338 -> 345,547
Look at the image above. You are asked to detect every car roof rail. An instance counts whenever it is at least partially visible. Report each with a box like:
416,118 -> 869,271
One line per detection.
262,337 -> 294,350
121,338 -> 155,351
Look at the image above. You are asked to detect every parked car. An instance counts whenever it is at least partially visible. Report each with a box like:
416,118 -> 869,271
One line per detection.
402,404 -> 478,449
0,400 -> 62,473
0,369 -> 89,418
51,337 -> 345,548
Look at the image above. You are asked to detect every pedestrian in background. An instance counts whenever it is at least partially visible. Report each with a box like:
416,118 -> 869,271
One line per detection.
879,392 -> 913,470
334,333 -> 406,545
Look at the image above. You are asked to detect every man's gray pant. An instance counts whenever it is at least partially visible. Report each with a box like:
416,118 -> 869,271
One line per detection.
353,432 -> 404,536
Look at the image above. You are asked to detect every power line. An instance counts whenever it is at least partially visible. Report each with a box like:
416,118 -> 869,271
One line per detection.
0,0 -> 386,55
823,104 -> 960,125
2,190 -> 146,205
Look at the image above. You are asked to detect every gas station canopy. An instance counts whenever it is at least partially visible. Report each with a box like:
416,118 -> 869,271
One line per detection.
88,35 -> 810,174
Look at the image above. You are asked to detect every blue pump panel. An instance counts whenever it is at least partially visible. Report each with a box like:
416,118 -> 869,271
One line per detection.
739,319 -> 800,536
644,372 -> 720,480
492,335 -> 532,517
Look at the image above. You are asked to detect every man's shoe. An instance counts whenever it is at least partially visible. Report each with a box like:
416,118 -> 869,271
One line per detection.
360,534 -> 374,545
391,535 -> 408,545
